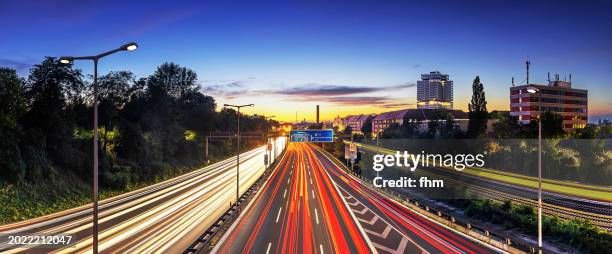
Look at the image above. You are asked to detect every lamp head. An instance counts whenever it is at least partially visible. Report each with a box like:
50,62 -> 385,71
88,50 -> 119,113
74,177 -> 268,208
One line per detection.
59,57 -> 73,64
526,87 -> 539,94
121,42 -> 138,51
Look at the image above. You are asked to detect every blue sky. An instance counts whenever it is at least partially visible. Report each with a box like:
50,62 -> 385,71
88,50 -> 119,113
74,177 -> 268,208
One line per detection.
1,0 -> 610,121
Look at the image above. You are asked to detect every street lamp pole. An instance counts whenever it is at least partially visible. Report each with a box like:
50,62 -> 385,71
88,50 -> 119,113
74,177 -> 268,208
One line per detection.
527,86 -> 543,253
263,115 -> 275,166
224,104 -> 254,203
59,42 -> 138,254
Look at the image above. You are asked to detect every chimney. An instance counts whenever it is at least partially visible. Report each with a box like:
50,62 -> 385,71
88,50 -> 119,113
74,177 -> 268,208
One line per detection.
316,105 -> 320,124
526,60 -> 530,84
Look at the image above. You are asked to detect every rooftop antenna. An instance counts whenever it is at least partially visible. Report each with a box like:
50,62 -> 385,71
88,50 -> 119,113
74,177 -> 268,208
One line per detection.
512,77 -> 515,86
547,72 -> 551,83
569,74 -> 572,83
526,60 -> 530,84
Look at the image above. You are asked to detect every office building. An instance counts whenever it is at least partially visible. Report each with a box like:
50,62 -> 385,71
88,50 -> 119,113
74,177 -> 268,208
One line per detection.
510,75 -> 588,132
417,71 -> 453,109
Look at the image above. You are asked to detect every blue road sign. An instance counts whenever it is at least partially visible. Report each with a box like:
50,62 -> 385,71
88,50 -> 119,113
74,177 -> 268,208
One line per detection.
290,129 -> 333,142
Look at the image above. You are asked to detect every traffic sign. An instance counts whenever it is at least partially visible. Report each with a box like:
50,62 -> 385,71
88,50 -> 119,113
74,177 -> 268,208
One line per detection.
290,129 -> 333,142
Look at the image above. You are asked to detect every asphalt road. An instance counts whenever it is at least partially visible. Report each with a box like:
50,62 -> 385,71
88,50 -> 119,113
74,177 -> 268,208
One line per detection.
0,138 -> 286,254
213,143 -> 371,254
214,143 -> 498,254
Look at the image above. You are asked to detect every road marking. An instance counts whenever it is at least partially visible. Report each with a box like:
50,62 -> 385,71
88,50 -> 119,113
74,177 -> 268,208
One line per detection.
312,190 -> 315,199
287,178 -> 290,184
319,244 -> 324,254
266,242 -> 272,254
283,189 -> 287,198
314,208 -> 319,224
276,207 -> 283,223
310,178 -> 313,185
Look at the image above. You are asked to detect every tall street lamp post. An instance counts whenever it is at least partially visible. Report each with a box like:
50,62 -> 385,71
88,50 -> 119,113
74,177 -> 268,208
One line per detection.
223,104 -> 254,203
263,115 -> 275,166
527,86 -> 543,253
59,42 -> 138,254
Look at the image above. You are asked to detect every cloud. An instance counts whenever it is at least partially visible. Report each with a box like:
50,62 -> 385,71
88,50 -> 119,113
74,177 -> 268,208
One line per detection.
268,83 -> 415,97
0,58 -> 35,72
200,80 -> 416,108
200,79 -> 253,99
381,102 -> 415,108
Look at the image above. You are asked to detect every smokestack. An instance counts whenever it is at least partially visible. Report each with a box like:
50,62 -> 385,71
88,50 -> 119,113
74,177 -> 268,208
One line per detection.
512,77 -> 515,86
547,72 -> 550,82
569,74 -> 572,83
316,105 -> 320,124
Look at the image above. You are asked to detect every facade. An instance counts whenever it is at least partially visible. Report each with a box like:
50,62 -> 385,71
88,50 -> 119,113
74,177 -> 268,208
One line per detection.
371,108 -> 469,137
510,79 -> 588,132
344,114 -> 373,134
417,71 -> 453,109
372,109 -> 410,135
332,115 -> 345,131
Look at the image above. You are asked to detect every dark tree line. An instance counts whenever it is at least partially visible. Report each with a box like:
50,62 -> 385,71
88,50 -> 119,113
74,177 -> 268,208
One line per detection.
0,59 -> 275,190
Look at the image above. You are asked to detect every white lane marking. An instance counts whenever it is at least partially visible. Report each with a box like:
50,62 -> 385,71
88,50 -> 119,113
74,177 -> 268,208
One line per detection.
310,177 -> 313,185
311,190 -> 315,199
364,225 -> 392,238
283,189 -> 287,198
314,208 -> 319,224
287,178 -> 290,184
319,244 -> 324,254
266,242 -> 272,254
276,207 -> 283,223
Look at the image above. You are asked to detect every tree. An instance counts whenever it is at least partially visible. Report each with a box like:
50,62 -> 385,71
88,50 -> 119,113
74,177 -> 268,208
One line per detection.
401,114 -> 420,138
492,112 -> 521,138
467,76 -> 488,137
541,111 -> 564,138
426,109 -> 460,138
361,117 -> 373,138
97,71 -> 136,153
147,62 -> 199,99
343,126 -> 353,135
381,123 -> 402,139
21,58 -> 88,177
0,67 -> 26,182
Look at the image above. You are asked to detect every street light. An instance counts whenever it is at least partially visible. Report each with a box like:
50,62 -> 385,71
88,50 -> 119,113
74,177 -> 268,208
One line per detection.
59,42 -> 137,254
526,86 -> 543,253
223,104 -> 254,203
263,115 -> 276,166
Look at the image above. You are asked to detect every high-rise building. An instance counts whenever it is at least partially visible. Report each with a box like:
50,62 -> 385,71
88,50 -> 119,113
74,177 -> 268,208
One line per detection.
510,76 -> 588,132
417,71 -> 453,109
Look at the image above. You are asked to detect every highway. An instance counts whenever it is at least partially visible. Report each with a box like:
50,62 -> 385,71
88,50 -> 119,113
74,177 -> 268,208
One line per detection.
0,137 -> 286,254
214,143 -> 498,254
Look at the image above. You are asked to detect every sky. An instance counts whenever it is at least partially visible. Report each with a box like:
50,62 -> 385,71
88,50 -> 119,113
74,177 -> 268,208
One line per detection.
1,0 -> 611,122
